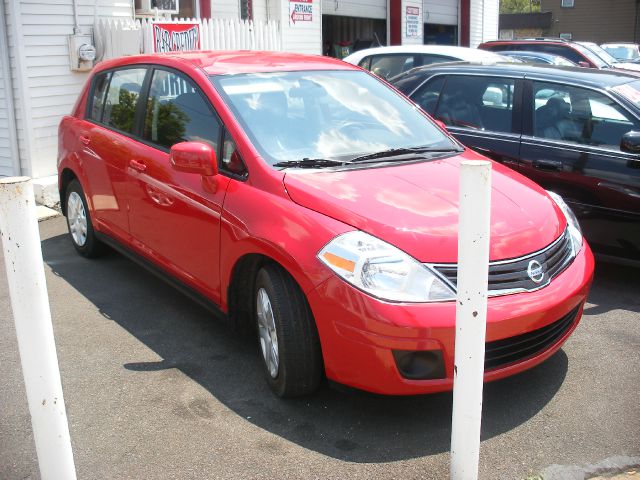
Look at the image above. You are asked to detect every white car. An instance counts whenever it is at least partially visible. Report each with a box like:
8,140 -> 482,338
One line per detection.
343,45 -> 515,79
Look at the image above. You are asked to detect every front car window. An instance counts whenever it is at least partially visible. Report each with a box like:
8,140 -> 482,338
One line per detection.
211,70 -> 456,166
143,69 -> 221,151
533,81 -> 639,149
432,75 -> 515,133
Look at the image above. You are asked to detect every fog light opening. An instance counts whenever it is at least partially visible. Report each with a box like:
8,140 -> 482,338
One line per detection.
392,349 -> 446,380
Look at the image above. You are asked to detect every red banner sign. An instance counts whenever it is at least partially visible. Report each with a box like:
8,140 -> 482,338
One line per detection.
152,23 -> 200,53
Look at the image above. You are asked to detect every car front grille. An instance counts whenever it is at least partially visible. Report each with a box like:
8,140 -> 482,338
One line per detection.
430,228 -> 574,297
484,304 -> 581,371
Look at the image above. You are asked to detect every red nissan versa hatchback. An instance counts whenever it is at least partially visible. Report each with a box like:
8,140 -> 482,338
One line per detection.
58,51 -> 594,397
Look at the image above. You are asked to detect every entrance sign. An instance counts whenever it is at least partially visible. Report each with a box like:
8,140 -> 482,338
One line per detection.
289,0 -> 313,25
152,22 -> 200,53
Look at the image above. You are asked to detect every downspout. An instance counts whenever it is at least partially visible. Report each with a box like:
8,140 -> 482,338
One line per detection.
0,0 -> 22,176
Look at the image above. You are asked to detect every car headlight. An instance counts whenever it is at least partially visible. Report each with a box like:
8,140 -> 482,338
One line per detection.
318,231 -> 455,302
547,191 -> 583,256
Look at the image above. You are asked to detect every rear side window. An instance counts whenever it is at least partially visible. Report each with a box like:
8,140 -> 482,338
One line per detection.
143,69 -> 221,151
102,68 -> 147,134
89,72 -> 112,122
433,75 -> 515,133
369,54 -> 420,79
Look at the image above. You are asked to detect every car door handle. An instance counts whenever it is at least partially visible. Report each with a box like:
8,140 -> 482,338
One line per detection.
79,135 -> 90,145
533,159 -> 562,171
129,159 -> 147,172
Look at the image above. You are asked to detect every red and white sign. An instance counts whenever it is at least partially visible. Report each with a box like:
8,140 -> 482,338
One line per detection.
152,22 -> 200,53
289,0 -> 313,25
405,5 -> 421,38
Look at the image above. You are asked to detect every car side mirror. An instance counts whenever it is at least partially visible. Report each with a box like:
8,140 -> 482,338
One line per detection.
577,61 -> 591,68
170,142 -> 218,176
620,131 -> 640,154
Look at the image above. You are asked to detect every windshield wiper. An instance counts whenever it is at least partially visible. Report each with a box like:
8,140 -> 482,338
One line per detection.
350,146 -> 463,163
273,158 -> 353,169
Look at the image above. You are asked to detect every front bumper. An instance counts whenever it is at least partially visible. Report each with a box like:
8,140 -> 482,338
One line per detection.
307,243 -> 595,395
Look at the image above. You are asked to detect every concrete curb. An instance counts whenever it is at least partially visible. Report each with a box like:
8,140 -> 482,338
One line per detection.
540,455 -> 640,480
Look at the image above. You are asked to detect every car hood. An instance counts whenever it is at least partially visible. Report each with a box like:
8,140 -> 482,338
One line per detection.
283,151 -> 566,263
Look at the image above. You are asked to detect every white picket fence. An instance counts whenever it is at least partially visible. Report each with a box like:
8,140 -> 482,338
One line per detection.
94,17 -> 282,61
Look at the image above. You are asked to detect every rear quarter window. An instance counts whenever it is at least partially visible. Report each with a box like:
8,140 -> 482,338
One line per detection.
102,68 -> 147,134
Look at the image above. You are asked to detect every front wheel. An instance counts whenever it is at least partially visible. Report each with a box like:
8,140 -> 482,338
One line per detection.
255,265 -> 322,397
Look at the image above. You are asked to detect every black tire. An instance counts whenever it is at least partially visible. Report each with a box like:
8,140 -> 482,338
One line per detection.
65,179 -> 107,258
254,264 -> 323,397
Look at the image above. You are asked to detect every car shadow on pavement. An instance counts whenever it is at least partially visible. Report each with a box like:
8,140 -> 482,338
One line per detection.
581,261 -> 640,317
42,233 -> 570,463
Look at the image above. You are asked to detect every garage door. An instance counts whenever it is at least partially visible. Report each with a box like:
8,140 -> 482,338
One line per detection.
322,0 -> 386,20
424,0 -> 458,26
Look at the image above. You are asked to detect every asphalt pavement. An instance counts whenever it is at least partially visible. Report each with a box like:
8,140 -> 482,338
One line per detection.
1,216 -> 639,479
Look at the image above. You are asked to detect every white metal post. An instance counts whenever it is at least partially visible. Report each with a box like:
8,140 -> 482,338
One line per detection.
450,161 -> 492,480
0,177 -> 77,480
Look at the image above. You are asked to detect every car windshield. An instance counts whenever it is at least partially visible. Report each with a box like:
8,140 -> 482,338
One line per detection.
579,42 -> 620,64
602,45 -> 639,61
210,70 -> 457,166
611,80 -> 640,109
573,43 -> 612,68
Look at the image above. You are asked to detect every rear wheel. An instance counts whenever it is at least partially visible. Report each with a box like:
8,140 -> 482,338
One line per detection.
255,265 -> 322,397
65,179 -> 106,258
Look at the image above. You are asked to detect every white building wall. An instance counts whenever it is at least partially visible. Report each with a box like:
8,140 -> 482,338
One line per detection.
469,0 -> 497,48
424,0 -> 457,26
212,0 -> 240,19
7,0 -> 132,179
0,4 -> 14,176
279,0 -> 321,54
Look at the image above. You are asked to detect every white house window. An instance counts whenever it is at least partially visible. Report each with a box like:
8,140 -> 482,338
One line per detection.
560,33 -> 572,40
561,0 -> 574,7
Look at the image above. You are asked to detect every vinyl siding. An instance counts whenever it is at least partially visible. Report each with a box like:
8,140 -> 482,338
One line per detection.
424,0 -> 457,26
0,11 -> 13,175
469,0 -> 498,47
9,0 -> 132,178
541,0 -> 637,43
280,0 -> 321,54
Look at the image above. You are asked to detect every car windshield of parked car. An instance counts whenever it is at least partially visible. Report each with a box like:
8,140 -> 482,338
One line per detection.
211,70 -> 457,166
573,43 -> 610,68
580,42 -> 621,65
611,80 -> 640,109
602,45 -> 639,61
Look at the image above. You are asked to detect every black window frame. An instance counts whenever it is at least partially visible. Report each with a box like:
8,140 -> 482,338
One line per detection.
85,64 -> 248,181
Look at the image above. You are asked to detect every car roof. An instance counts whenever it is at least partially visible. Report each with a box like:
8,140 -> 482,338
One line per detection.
342,45 -> 506,64
500,51 -> 560,59
95,50 -> 358,75
395,61 -> 640,89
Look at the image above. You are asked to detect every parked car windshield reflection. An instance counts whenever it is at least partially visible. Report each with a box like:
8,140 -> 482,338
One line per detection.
211,70 -> 456,166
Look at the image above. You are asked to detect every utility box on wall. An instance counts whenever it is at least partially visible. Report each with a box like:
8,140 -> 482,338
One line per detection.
68,34 -> 96,72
